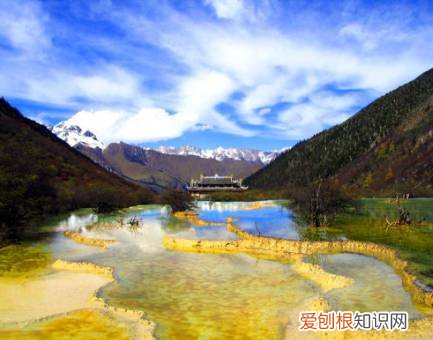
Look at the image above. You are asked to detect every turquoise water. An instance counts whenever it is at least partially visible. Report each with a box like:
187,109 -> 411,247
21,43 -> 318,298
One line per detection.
191,201 -> 300,239
42,201 -> 423,339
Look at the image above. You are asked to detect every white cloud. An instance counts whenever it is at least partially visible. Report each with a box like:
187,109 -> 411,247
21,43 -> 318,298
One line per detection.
116,108 -> 191,142
0,62 -> 143,109
177,70 -> 235,117
65,107 -> 253,145
66,107 -> 198,144
1,1 -> 433,145
309,91 -> 362,111
148,17 -> 431,136
204,0 -> 274,22
65,69 -> 254,143
0,0 -> 51,53
339,22 -> 410,51
276,91 -> 360,139
71,67 -> 140,100
205,0 -> 244,20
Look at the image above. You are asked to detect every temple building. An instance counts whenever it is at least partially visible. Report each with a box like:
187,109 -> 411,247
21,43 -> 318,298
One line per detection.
187,174 -> 248,193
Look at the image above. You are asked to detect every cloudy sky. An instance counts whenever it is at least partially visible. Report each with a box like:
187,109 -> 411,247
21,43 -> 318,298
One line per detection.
2,0 -> 433,150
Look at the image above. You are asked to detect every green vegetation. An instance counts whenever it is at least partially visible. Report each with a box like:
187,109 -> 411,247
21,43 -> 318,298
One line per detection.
246,68 -> 433,196
0,98 -> 155,245
160,189 -> 196,212
205,189 -> 282,202
289,180 -> 353,227
299,198 -> 433,287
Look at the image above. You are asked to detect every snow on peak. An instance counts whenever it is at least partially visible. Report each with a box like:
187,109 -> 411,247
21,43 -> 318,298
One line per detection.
52,122 -> 104,149
154,145 -> 281,164
51,121 -> 285,164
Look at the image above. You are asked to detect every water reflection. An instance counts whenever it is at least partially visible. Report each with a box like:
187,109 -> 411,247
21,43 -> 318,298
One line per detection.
55,212 -> 98,232
195,201 -> 300,240
306,254 -> 423,318
44,201 -> 425,339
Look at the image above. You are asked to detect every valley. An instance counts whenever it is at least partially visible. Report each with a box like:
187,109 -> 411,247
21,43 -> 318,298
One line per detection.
51,122 -> 277,191
1,6 -> 433,337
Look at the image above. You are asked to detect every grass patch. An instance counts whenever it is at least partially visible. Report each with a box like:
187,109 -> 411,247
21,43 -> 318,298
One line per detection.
299,198 -> 433,287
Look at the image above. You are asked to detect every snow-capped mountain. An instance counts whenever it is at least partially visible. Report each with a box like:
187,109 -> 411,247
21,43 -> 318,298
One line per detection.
51,122 -> 104,149
52,121 -> 282,164
155,145 -> 280,164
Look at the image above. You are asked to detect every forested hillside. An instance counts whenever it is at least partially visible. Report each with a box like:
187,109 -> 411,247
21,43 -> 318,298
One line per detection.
246,68 -> 433,196
0,99 -> 154,243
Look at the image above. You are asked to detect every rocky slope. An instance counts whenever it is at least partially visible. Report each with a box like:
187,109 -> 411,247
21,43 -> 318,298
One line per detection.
51,123 -> 270,191
51,122 -> 279,165
77,142 -> 262,191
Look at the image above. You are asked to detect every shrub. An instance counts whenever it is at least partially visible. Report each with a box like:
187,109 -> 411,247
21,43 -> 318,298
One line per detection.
289,180 -> 353,227
160,189 -> 196,212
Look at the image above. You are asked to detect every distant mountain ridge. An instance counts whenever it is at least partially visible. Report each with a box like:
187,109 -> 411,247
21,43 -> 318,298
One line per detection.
76,142 -> 262,192
51,122 -> 279,191
51,121 -> 266,191
51,121 -> 280,164
153,145 -> 280,164
246,68 -> 433,196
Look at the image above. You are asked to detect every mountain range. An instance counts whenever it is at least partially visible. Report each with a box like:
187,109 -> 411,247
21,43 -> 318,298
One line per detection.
153,145 -> 279,164
0,98 -> 154,241
5,66 -> 433,204
50,122 -> 279,164
246,68 -> 433,196
50,122 -> 279,191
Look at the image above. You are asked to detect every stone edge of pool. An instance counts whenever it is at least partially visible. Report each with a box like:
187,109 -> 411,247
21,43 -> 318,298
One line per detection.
164,221 -> 433,309
52,258 -> 155,339
15,202 -> 432,339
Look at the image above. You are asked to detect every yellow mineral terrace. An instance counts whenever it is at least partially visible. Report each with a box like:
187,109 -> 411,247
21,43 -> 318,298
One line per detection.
63,230 -> 116,250
164,217 -> 433,308
52,258 -> 155,339
163,213 -> 433,338
173,210 -> 226,226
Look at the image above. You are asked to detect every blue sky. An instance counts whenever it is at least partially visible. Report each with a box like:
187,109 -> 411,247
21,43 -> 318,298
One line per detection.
1,0 -> 433,151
